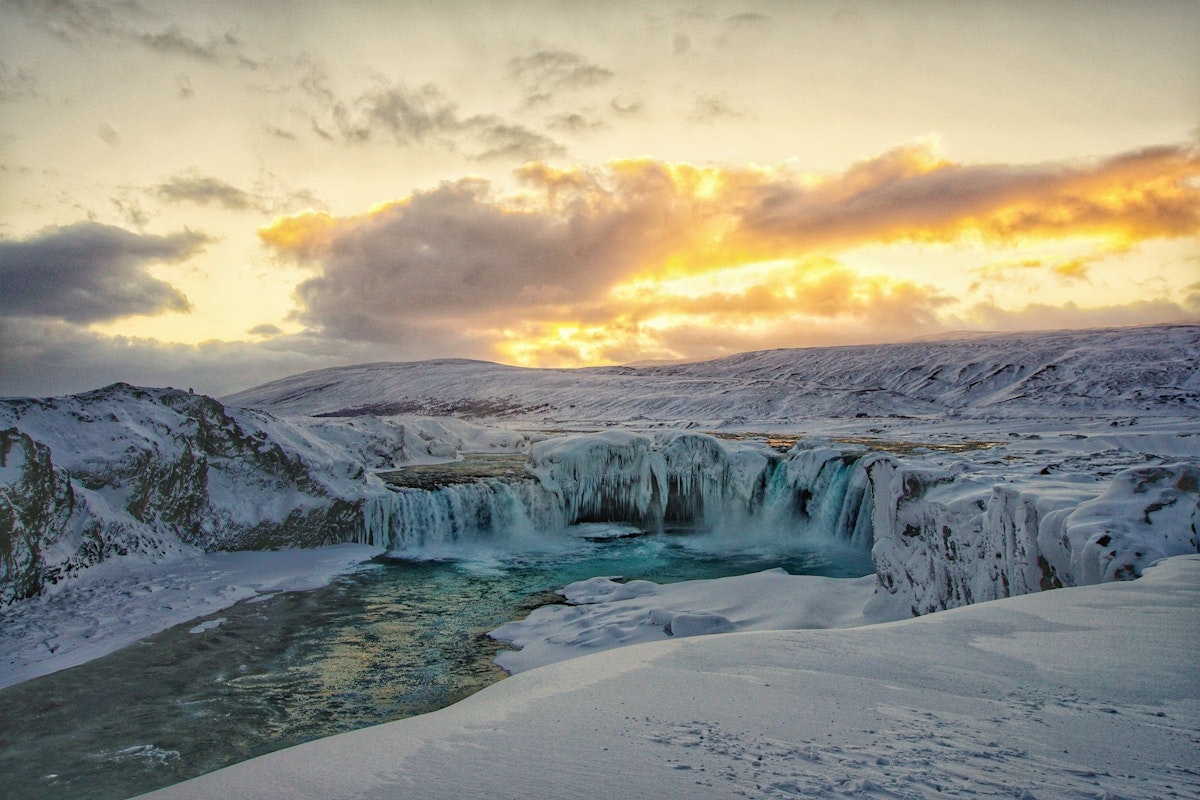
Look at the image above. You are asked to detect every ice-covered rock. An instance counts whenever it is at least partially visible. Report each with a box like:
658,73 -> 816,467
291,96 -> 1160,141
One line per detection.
0,385 -> 493,604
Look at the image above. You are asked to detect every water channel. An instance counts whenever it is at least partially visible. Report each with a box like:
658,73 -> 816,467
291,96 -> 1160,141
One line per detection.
0,524 -> 873,800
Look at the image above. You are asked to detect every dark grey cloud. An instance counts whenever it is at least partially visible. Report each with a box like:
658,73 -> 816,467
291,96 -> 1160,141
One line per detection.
153,172 -> 324,216
331,83 -> 458,144
10,0 -> 262,68
0,222 -> 204,323
307,75 -> 565,161
548,112 -> 605,135
156,175 -> 255,210
508,49 -> 614,105
7,0 -> 121,42
112,196 -> 150,229
725,12 -> 771,28
471,123 -> 565,161
0,319 -> 367,399
248,323 -> 283,337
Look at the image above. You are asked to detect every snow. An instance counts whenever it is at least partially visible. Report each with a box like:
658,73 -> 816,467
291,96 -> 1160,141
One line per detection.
134,555 -> 1200,800
224,324 -> 1200,427
490,569 -> 888,674
2,324 -> 1198,796
0,543 -> 382,690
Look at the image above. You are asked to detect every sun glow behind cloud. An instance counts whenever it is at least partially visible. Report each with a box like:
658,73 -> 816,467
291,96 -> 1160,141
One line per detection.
256,141 -> 1200,368
2,0 -> 1198,397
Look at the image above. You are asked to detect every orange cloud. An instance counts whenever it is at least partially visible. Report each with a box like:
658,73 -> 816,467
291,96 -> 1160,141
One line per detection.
744,143 -> 1200,249
257,142 -> 1199,365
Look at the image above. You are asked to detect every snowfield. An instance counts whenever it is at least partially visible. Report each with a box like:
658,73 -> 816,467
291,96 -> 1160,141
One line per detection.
1,324 -> 1198,797
135,555 -> 1200,800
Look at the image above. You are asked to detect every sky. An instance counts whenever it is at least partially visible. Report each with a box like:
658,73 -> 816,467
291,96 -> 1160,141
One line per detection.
1,0 -> 1197,398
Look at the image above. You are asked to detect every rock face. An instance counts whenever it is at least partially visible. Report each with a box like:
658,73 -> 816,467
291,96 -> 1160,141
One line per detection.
865,457 -> 1200,616
0,385 -> 408,604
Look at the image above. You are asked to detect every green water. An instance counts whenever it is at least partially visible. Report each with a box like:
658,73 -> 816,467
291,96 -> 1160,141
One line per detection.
0,528 -> 872,800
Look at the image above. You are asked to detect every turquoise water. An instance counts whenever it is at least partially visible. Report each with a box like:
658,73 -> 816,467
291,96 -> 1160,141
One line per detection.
0,528 -> 873,800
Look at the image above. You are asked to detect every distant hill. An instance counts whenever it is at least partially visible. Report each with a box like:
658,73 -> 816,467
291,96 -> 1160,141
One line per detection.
224,325 -> 1200,424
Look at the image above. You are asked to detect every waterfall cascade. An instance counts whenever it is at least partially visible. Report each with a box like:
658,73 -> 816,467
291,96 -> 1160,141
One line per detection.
354,432 -> 1200,617
359,432 -> 882,559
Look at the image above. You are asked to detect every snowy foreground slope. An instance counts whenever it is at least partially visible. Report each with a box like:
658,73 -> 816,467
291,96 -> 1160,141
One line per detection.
137,555 -> 1200,800
2,325 -> 1199,689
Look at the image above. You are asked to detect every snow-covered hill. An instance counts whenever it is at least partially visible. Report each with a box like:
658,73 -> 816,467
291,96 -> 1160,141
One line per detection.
224,324 -> 1200,425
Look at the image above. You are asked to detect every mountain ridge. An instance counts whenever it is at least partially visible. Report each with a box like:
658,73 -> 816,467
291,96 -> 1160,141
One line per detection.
223,324 -> 1200,423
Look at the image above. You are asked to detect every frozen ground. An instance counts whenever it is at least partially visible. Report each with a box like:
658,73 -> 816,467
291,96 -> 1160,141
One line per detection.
0,543 -> 382,690
490,569 -> 890,674
136,555 -> 1200,800
2,324 -> 1197,797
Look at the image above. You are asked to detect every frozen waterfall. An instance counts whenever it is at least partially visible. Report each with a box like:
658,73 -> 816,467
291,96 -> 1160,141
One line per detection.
356,432 -> 882,559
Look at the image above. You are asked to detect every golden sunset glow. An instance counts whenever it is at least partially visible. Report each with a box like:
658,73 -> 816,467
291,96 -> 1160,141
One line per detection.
255,144 -> 1200,369
1,1 -> 1197,396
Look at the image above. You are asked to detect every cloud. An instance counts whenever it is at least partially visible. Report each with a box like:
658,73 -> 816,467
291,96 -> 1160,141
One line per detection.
548,112 -> 605,135
958,298 -> 1200,332
152,171 -> 325,217
719,12 -> 771,45
610,96 -> 644,117
259,143 -> 1199,367
745,142 -> 1200,248
261,176 -> 652,340
10,0 -> 262,68
0,222 -> 205,323
689,92 -> 750,123
96,122 -> 121,147
508,49 -> 614,107
135,27 -> 261,68
248,323 -> 283,337
302,73 -> 565,161
0,319 -> 366,399
0,60 -> 37,102
472,123 -> 565,161
156,174 -> 255,210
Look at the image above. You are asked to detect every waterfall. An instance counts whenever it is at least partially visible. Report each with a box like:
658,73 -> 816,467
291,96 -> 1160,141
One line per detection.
356,432 -> 883,558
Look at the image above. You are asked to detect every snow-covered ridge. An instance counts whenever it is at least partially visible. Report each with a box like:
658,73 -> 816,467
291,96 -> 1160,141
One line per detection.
224,324 -> 1200,423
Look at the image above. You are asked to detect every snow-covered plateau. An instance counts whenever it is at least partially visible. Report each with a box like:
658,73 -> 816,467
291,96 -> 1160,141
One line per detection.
2,324 -> 1199,796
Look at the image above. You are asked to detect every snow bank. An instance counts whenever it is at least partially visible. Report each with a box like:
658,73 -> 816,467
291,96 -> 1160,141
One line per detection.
490,569 -> 886,673
0,543 -> 382,689
133,555 -> 1200,800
